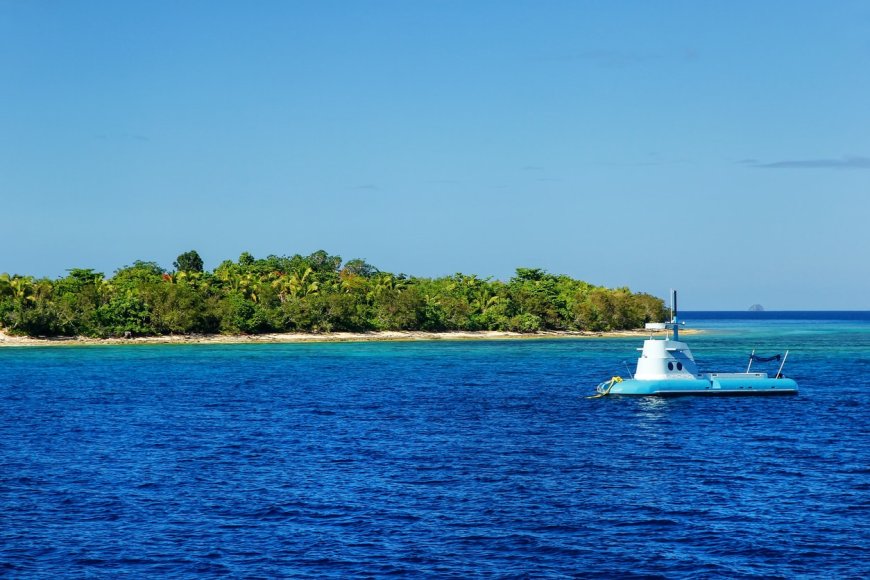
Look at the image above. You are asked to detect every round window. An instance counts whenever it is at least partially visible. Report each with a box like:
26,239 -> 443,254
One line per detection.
667,362 -> 674,370
677,362 -> 683,371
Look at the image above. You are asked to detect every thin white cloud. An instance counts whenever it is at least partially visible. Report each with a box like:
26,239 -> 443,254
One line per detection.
751,156 -> 870,169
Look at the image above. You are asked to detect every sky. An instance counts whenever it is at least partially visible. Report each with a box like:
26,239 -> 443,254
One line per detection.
1,1 -> 868,309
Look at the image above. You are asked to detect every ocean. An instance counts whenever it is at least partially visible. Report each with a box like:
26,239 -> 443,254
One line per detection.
1,313 -> 868,578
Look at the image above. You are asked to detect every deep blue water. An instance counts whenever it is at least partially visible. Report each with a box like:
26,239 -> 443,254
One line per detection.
683,311 -> 870,321
1,316 -> 868,578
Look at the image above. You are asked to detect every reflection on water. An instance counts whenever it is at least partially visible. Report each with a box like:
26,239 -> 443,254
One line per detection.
634,397 -> 670,432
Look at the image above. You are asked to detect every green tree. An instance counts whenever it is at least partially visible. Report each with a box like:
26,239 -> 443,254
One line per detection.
508,268 -> 564,329
306,249 -> 342,273
174,250 -> 204,273
341,258 -> 378,278
96,294 -> 154,336
238,252 -> 255,267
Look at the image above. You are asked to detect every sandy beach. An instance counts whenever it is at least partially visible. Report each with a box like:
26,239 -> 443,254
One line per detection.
0,328 -> 700,347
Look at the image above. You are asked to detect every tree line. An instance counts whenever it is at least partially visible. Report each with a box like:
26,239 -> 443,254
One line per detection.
0,250 -> 667,338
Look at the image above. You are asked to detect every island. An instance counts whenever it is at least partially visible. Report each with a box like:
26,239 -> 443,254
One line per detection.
0,250 -> 668,342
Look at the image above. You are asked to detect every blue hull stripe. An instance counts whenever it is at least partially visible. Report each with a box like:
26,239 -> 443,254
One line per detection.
608,377 -> 799,396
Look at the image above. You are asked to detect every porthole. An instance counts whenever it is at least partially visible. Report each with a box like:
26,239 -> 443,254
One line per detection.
677,362 -> 683,371
667,362 -> 674,370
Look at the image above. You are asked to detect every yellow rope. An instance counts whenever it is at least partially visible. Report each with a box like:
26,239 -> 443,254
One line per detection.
588,376 -> 622,398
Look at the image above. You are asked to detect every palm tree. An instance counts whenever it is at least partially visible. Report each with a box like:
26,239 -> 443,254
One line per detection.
9,276 -> 36,304
471,286 -> 500,315
1,275 -> 37,332
0,273 -> 12,299
366,274 -> 408,302
272,267 -> 319,302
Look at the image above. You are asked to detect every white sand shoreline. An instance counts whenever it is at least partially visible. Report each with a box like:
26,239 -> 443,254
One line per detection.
0,328 -> 700,347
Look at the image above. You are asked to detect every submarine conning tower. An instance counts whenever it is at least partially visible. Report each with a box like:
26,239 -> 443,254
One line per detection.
634,290 -> 698,380
634,339 -> 699,380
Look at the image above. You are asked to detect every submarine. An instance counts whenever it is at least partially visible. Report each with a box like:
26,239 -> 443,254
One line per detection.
591,291 -> 797,397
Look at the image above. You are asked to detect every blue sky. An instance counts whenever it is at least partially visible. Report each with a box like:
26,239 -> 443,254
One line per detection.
1,1 -> 868,309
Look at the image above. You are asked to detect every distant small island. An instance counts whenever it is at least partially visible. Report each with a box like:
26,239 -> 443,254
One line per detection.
749,304 -> 765,312
0,249 -> 667,340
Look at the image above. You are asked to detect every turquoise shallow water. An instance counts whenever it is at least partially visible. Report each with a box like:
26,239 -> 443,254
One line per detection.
1,315 -> 868,577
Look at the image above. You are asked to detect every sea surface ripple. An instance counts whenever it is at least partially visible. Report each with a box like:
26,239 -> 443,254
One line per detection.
1,316 -> 868,578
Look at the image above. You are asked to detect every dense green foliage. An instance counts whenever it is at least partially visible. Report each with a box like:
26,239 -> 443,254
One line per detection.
0,251 -> 667,338
173,250 -> 204,274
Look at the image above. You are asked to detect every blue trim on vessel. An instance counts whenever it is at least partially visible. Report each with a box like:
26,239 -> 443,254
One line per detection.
608,378 -> 798,397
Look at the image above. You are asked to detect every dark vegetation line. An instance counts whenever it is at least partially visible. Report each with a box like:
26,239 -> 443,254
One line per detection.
0,250 -> 667,338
